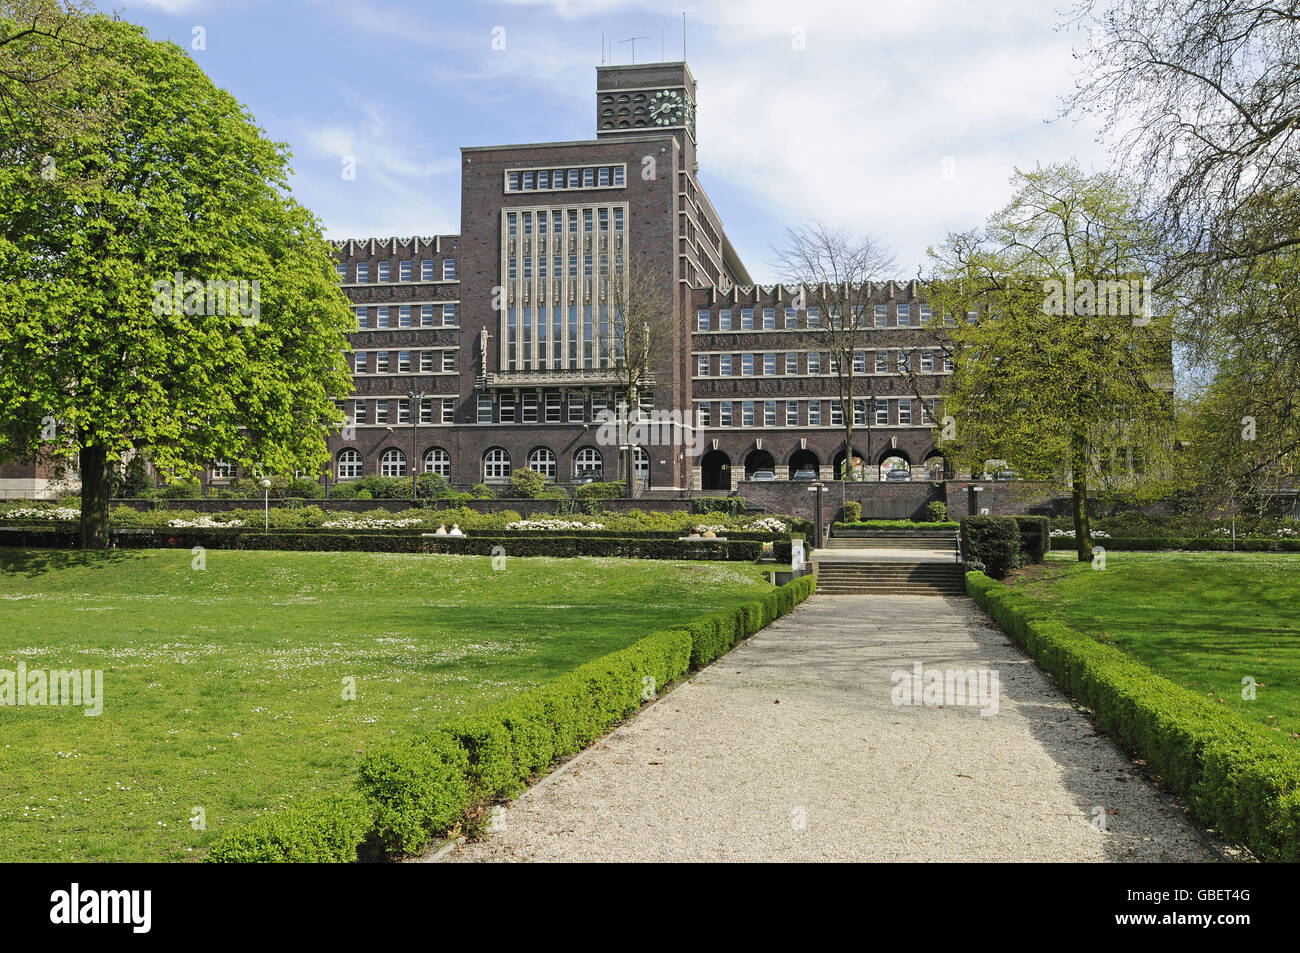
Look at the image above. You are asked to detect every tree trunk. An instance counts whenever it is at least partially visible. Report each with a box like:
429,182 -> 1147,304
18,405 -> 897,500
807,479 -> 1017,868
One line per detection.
625,386 -> 637,499
1071,433 -> 1091,561
79,445 -> 111,550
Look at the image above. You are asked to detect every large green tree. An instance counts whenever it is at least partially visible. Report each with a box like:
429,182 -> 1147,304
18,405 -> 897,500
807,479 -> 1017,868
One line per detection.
0,13 -> 353,547
925,163 -> 1177,559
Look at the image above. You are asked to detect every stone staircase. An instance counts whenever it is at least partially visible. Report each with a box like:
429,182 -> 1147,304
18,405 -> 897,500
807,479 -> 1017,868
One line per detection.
814,561 -> 967,596
823,530 -> 956,551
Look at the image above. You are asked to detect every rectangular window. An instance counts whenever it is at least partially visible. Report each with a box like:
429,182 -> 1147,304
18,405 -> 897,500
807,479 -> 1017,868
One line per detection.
830,401 -> 843,426
853,351 -> 867,374
741,401 -> 755,426
507,171 -> 520,191
899,399 -> 913,425
376,400 -> 389,425
377,306 -> 391,329
698,402 -> 711,427
874,304 -> 888,327
420,351 -> 434,373
696,310 -> 710,331
354,399 -> 368,424
854,399 -> 867,426
499,393 -> 516,423
897,303 -> 910,327
335,262 -> 347,281
397,400 -> 410,424
719,354 -> 733,376
356,262 -> 369,282
521,392 -> 538,423
808,401 -> 822,426
718,309 -> 732,331
875,350 -> 888,373
762,308 -> 776,329
568,393 -> 585,422
740,308 -> 754,330
477,395 -> 493,423
353,351 -> 367,373
786,401 -> 798,426
378,261 -> 390,283
443,351 -> 456,372
806,307 -> 820,327
764,401 -> 777,426
719,401 -> 733,426
598,167 -> 610,187
944,354 -> 955,372
876,400 -> 890,426
741,353 -> 754,376
583,168 -> 595,187
397,350 -> 411,373
443,259 -> 457,280
921,350 -> 934,372
376,351 -> 389,373
419,304 -> 433,327
966,310 -> 979,324
896,351 -> 909,373
764,353 -> 776,375
418,399 -> 433,424
613,166 -> 625,186
785,352 -> 799,375
399,261 -> 412,282
399,305 -> 412,328
697,354 -> 710,377
807,352 -> 820,374
919,303 -> 932,325
421,260 -> 434,281
545,391 -> 561,423
355,307 -> 368,329
784,308 -> 798,329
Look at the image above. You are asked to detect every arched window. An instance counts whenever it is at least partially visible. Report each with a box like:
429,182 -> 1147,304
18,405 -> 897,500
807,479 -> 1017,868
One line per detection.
483,448 -> 511,480
424,447 -> 450,478
634,446 -> 649,480
574,447 -> 603,478
337,449 -> 363,480
380,449 -> 406,477
528,448 -> 557,479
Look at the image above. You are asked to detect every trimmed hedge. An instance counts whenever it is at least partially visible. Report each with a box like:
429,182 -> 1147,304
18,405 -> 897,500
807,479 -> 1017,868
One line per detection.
0,527 -> 793,562
1050,536 -> 1300,552
206,574 -> 817,862
202,790 -> 372,863
959,515 -> 1022,578
967,571 -> 1300,862
1015,515 -> 1049,564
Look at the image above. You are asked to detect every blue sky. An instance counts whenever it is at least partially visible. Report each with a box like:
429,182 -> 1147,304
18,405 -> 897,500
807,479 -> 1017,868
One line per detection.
110,0 -> 1109,279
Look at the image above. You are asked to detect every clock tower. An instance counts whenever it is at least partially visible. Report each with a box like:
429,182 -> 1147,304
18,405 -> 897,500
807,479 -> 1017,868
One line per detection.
595,61 -> 698,173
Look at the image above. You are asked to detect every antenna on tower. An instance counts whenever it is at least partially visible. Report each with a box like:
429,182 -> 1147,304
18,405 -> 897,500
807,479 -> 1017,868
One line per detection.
600,33 -> 605,65
619,35 -> 651,65
682,12 -> 687,60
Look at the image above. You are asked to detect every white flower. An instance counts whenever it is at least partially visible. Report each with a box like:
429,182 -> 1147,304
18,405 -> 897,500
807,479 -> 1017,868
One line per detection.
748,517 -> 789,532
2,506 -> 79,520
504,519 -> 606,531
167,516 -> 246,529
321,516 -> 424,529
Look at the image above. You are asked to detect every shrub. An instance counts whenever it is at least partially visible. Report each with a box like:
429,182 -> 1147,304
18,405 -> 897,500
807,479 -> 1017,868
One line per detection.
842,500 -> 862,522
925,500 -> 948,522
204,790 -> 371,863
285,478 -> 324,499
574,481 -> 622,500
1015,515 -> 1050,564
469,483 -> 495,499
358,733 -> 472,856
694,497 -> 745,517
959,515 -> 1022,578
967,571 -> 1300,862
416,472 -> 449,499
158,478 -> 202,499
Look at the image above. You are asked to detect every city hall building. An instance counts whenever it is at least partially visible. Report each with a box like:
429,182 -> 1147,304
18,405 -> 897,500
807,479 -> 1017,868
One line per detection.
324,60 -> 952,493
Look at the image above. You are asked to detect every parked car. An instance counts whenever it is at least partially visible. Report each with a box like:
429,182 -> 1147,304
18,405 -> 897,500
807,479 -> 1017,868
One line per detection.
791,467 -> 818,480
749,470 -> 777,482
571,469 -> 604,485
885,469 -> 912,482
994,469 -> 1019,481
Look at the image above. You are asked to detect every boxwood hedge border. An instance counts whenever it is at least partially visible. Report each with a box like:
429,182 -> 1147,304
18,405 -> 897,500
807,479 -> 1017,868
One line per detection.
204,574 -> 816,863
967,570 -> 1300,861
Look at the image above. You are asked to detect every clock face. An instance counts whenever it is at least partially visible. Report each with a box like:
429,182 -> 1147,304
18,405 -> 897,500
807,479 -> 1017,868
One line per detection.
649,88 -> 689,126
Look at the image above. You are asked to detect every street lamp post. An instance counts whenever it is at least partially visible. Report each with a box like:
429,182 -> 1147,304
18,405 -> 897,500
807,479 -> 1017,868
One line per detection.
260,478 -> 271,531
806,483 -> 825,549
407,389 -> 426,501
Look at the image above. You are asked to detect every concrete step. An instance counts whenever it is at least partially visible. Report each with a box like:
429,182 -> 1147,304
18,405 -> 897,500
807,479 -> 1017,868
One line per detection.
825,537 -> 954,549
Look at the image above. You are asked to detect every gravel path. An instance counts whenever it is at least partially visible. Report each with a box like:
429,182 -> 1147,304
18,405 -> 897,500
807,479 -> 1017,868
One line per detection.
442,595 -> 1232,863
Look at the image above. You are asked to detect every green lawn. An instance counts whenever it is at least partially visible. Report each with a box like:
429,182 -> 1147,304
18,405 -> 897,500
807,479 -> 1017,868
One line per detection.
0,548 -> 773,861
1009,552 -> 1300,738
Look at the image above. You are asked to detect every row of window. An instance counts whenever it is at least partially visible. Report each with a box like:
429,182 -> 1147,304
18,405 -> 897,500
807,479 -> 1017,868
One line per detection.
473,390 -> 641,425
350,397 -> 457,426
506,252 -> 623,280
354,304 -> 458,329
505,166 -> 626,193
352,351 -> 457,374
694,305 -> 979,331
336,259 -> 457,284
337,446 -> 611,481
695,350 -> 953,376
506,207 -> 625,235
696,398 -> 937,428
